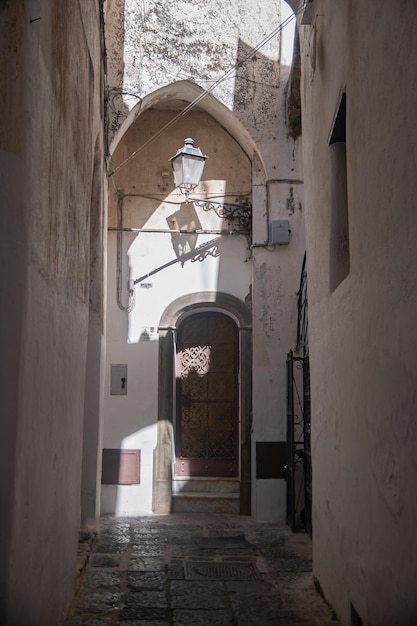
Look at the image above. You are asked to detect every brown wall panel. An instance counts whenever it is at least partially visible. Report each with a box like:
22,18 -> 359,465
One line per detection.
256,442 -> 286,479
101,449 -> 141,484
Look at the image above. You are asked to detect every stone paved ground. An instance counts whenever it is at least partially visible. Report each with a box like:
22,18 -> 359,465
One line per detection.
64,514 -> 340,626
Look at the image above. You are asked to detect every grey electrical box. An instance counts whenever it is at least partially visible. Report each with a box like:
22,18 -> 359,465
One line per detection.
111,364 -> 127,395
269,219 -> 290,245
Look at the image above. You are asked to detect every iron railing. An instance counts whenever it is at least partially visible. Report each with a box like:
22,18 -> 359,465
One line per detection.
286,252 -> 312,535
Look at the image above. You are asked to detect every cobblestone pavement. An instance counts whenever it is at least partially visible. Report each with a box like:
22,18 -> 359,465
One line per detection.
65,514 -> 339,626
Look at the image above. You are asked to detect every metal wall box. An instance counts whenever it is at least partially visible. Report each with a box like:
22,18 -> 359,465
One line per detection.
101,449 -> 141,484
269,219 -> 290,245
110,364 -> 127,395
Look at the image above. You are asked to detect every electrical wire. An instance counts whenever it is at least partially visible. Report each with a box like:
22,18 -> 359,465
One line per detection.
108,10 -> 298,177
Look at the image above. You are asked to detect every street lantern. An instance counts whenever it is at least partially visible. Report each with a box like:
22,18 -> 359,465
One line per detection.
169,138 -> 208,197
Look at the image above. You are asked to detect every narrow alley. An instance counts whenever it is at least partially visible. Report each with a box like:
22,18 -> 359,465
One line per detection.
65,514 -> 339,625
4,2 -> 417,624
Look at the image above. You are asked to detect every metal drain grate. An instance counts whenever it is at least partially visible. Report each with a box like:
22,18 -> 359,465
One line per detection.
185,561 -> 262,581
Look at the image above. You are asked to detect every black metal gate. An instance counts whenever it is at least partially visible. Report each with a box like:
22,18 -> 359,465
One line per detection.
286,253 -> 312,535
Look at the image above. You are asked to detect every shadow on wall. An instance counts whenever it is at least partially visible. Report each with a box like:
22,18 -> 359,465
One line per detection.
234,38 -> 281,129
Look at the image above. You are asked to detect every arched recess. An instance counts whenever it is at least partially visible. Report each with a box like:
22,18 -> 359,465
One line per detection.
109,80 -> 264,173
153,291 -> 252,515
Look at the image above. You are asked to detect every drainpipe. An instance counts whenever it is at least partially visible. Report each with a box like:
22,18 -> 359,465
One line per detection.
116,192 -> 136,312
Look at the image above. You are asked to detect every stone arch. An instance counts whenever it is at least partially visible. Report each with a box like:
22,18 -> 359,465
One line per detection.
153,292 -> 252,515
109,80 -> 265,174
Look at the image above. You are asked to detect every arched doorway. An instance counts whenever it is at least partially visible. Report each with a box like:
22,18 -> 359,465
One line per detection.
175,311 -> 239,478
153,292 -> 252,515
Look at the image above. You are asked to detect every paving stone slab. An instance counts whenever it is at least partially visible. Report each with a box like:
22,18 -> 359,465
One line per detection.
118,606 -> 169,621
128,557 -> 167,572
266,554 -> 312,572
280,591 -> 338,618
259,611 -> 338,626
99,533 -> 131,545
100,521 -> 131,535
255,537 -> 286,553
228,590 -> 283,613
95,541 -> 128,554
72,591 -> 122,614
170,544 -> 213,557
133,530 -> 166,538
170,580 -> 228,609
221,554 -> 258,562
171,547 -> 204,558
232,605 -> 286,625
193,535 -> 254,550
225,580 -> 275,594
131,545 -> 167,557
65,618 -> 113,626
84,571 -> 121,589
163,523 -> 200,532
132,536 -> 166,545
90,554 -> 121,568
173,609 -> 234,625
117,622 -> 169,626
127,571 -> 167,590
122,590 -> 167,609
206,522 -> 243,531
167,561 -> 185,580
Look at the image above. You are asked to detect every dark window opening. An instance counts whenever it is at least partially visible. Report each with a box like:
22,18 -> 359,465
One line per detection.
329,92 -> 347,145
350,603 -> 363,626
329,92 -> 350,291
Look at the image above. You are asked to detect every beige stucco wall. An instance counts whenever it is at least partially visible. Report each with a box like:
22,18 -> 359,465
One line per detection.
103,0 -> 305,521
299,2 -> 417,624
0,2 -> 105,623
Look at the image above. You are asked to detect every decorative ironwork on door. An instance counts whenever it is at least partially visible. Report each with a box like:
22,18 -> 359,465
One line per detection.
175,312 -> 238,477
286,252 -> 312,535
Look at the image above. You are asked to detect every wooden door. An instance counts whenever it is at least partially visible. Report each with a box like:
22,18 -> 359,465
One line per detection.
175,312 -> 238,477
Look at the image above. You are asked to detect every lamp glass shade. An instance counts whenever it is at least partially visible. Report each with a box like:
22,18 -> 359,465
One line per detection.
169,138 -> 208,195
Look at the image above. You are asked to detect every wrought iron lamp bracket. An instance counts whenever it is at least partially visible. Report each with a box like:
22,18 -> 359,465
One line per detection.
189,197 -> 252,239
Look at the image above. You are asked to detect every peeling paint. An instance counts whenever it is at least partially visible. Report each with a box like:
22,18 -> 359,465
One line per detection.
286,186 -> 295,214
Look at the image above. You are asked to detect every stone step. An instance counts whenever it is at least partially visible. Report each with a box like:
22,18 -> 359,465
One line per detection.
171,491 -> 240,514
172,477 -> 240,495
